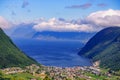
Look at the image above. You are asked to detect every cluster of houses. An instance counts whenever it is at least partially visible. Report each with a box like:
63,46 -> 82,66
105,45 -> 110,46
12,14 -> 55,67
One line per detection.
1,63 -> 111,80
1,67 -> 24,74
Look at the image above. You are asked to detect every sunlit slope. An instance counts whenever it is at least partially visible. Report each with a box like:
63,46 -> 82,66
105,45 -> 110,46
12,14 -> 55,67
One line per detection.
0,28 -> 38,68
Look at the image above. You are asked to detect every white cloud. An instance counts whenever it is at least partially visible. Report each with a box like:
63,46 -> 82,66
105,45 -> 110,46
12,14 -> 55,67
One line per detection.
87,9 -> 120,27
3,9 -> 120,33
35,35 -> 58,41
33,18 -> 95,33
33,9 -> 120,33
0,16 -> 12,29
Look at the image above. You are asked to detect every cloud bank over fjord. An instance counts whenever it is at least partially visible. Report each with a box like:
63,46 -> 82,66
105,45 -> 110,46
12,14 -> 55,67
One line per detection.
86,9 -> 120,27
33,18 -> 95,33
1,9 -> 120,32
33,9 -> 120,32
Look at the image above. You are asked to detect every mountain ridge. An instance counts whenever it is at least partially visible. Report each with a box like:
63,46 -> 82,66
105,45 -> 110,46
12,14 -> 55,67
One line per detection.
0,28 -> 38,68
78,27 -> 120,71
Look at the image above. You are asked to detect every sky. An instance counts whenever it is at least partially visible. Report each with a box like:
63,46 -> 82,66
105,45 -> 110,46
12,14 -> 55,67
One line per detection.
0,0 -> 120,33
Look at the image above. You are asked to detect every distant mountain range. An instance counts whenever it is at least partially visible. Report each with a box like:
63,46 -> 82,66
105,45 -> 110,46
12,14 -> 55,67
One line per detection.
0,28 -> 38,68
9,24 -> 95,43
78,27 -> 120,71
32,31 -> 95,42
10,24 -> 36,38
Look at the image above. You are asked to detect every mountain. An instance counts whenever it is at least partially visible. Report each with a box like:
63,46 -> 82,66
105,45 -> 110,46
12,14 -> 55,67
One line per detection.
8,24 -> 95,42
0,28 -> 38,68
78,27 -> 120,71
10,23 -> 36,38
32,31 -> 95,42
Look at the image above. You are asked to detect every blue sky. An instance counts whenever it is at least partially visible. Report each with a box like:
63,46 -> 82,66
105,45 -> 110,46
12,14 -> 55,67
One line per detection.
0,0 -> 120,22
0,0 -> 120,34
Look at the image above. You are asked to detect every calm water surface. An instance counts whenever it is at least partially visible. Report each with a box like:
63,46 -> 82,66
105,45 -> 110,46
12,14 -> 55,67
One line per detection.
12,38 -> 92,67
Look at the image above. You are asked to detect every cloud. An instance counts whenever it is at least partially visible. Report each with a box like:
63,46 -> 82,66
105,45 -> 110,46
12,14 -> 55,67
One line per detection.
33,9 -> 120,33
22,0 -> 29,8
35,35 -> 59,41
65,3 -> 92,9
97,3 -> 107,7
6,9 -> 120,33
35,35 -> 86,42
86,9 -> 120,27
0,16 -> 12,29
33,18 -> 95,33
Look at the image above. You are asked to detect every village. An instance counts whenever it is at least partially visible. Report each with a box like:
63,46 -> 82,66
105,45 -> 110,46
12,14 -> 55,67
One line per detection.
0,61 -> 112,80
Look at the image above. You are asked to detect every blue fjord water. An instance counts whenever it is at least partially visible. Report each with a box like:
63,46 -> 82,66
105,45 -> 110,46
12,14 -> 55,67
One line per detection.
12,39 -> 92,67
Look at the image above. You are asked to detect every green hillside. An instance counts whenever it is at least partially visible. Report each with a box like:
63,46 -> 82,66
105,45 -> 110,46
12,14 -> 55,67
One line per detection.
0,28 -> 38,68
78,27 -> 120,71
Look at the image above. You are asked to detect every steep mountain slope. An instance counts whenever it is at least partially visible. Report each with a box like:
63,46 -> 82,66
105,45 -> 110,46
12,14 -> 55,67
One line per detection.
0,28 -> 37,68
78,27 -> 120,70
